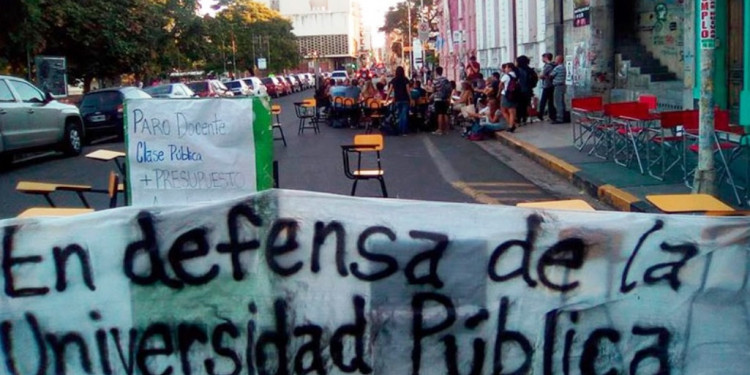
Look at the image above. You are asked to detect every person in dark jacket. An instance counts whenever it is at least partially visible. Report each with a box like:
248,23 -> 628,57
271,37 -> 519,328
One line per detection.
514,55 -> 538,125
538,53 -> 556,121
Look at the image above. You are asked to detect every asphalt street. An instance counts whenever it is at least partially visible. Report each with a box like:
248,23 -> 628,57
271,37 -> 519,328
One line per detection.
0,88 -> 607,219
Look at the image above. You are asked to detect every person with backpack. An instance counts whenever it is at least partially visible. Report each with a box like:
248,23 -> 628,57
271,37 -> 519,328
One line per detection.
515,55 -> 538,125
431,66 -> 452,135
538,53 -> 557,121
499,62 -> 519,132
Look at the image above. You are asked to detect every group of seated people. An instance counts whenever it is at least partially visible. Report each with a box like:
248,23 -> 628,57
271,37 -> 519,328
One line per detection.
313,77 -> 430,132
449,74 -> 514,140
310,73 -> 507,139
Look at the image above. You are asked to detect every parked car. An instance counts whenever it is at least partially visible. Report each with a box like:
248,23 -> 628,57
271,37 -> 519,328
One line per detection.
260,77 -> 280,98
143,83 -> 196,98
224,79 -> 253,96
355,69 -> 372,80
271,76 -> 292,96
305,73 -> 317,88
0,75 -> 85,165
79,87 -> 151,141
186,80 -> 234,97
241,77 -> 268,97
330,70 -> 349,84
284,76 -> 301,93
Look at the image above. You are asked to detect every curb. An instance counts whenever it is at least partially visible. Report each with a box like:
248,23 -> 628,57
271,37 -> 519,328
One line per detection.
495,132 -> 647,212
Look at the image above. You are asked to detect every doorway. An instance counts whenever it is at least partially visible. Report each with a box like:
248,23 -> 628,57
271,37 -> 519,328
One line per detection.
727,0 -> 744,123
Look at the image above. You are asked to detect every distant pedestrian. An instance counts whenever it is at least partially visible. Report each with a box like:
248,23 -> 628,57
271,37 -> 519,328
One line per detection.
431,66 -> 451,135
388,66 -> 411,135
514,55 -> 538,125
466,56 -> 481,86
499,63 -> 519,132
549,55 -> 567,123
538,53 -> 556,121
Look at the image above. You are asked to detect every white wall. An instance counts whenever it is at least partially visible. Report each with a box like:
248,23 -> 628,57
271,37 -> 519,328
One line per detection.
475,0 -> 547,74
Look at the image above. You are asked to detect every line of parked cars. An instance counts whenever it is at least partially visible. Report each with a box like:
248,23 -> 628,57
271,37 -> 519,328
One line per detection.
0,73 -> 315,166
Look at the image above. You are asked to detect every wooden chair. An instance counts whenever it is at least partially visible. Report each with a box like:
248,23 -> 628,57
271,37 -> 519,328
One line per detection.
17,171 -> 121,217
365,100 -> 384,133
341,134 -> 388,197
646,193 -> 734,214
517,199 -> 596,211
16,181 -> 95,207
271,104 -> 287,146
294,102 -> 319,135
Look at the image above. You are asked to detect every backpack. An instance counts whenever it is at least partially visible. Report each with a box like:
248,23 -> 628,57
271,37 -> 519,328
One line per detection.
505,75 -> 520,102
435,77 -> 452,100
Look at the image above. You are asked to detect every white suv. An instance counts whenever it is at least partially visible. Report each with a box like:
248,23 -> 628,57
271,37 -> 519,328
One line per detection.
242,77 -> 268,97
330,70 -> 349,84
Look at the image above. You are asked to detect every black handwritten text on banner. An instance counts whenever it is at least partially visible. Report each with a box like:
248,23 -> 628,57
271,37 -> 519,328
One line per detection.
1,190 -> 748,374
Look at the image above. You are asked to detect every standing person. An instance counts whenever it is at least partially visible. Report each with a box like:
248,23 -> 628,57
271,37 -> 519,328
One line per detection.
499,63 -> 519,132
388,66 -> 411,135
515,55 -> 538,125
465,56 -> 481,87
431,66 -> 451,135
549,55 -> 567,123
538,53 -> 556,121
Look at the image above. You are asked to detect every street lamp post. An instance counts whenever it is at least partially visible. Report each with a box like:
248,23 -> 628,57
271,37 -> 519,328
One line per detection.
407,0 -> 412,77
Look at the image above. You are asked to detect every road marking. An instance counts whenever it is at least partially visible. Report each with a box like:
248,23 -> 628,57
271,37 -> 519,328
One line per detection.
424,137 -> 554,205
451,181 -> 501,204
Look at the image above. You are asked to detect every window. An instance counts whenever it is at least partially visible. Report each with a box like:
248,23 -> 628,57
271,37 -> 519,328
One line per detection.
0,81 -> 14,102
10,80 -> 44,103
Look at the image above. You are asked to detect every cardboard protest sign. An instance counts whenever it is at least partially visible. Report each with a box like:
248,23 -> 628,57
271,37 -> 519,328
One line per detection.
125,98 -> 273,207
1,190 -> 749,374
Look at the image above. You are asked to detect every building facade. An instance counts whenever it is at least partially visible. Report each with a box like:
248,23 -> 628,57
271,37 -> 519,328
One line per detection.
438,0 -> 748,125
436,0 -> 477,81
254,0 -> 362,72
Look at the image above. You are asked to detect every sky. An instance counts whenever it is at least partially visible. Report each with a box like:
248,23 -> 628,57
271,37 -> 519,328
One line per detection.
359,0 -> 401,48
199,0 -> 402,49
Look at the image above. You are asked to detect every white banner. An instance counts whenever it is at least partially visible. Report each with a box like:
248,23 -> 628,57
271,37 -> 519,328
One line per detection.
126,98 -> 257,207
1,190 -> 749,374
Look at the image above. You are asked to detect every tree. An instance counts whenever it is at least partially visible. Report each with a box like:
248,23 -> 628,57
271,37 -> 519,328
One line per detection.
209,0 -> 300,74
0,0 -> 47,75
379,0 -> 440,56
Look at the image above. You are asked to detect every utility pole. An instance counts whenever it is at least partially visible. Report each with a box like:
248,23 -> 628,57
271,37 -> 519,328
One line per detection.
693,0 -> 717,194
420,0 -> 425,83
407,0 -> 412,77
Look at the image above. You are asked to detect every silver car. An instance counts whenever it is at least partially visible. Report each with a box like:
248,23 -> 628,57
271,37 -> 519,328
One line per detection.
224,79 -> 253,96
0,75 -> 84,165
143,83 -> 196,98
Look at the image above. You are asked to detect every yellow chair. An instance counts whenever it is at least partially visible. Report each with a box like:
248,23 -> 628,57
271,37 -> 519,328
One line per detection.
271,104 -> 287,146
517,199 -> 596,211
17,171 -> 121,218
341,134 -> 387,197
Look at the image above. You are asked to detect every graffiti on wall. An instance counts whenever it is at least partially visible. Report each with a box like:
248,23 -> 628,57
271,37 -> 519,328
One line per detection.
572,42 -> 589,88
637,1 -> 685,78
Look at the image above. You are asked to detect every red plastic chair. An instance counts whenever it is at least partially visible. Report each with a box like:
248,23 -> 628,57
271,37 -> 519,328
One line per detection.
639,94 -> 658,112
683,109 -> 743,204
571,96 -> 604,151
646,110 -> 696,180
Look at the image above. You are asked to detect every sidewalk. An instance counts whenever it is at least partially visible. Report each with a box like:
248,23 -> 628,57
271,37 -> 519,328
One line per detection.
491,119 -> 745,212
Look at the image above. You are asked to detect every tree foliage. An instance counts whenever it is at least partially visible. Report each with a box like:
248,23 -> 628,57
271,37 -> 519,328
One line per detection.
379,0 -> 440,56
0,0 -> 300,90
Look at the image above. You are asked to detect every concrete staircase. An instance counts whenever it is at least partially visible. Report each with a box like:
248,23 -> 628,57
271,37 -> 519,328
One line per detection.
616,38 -> 677,82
